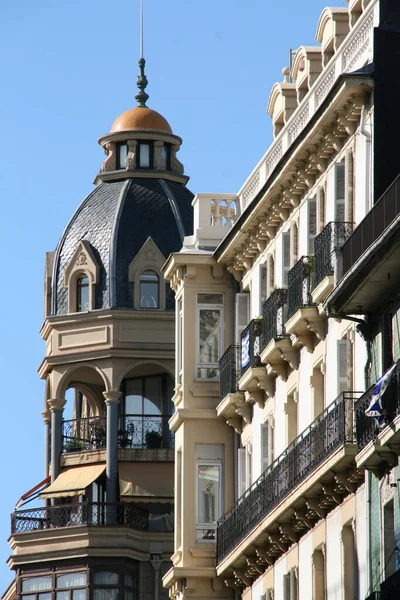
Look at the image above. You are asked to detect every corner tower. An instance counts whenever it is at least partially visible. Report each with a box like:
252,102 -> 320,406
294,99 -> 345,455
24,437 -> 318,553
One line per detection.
7,59 -> 193,600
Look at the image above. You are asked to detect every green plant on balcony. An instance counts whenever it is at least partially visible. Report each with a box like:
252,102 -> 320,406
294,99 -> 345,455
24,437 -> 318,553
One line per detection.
63,439 -> 85,452
145,430 -> 163,449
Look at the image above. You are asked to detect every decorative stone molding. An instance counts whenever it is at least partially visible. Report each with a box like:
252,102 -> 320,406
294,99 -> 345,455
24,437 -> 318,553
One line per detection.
128,236 -> 167,310
64,240 -> 100,313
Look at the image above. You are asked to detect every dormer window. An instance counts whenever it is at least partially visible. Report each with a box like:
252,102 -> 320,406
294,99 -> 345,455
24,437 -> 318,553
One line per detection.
140,270 -> 159,308
162,143 -> 171,170
117,143 -> 128,169
138,143 -> 152,168
76,275 -> 90,312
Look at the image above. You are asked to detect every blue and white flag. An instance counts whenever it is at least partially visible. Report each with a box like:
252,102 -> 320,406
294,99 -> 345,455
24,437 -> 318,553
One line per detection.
365,364 -> 397,426
241,331 -> 250,369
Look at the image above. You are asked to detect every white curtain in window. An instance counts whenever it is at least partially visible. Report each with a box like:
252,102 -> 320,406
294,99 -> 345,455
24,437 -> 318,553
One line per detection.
22,578 -> 52,592
93,573 -> 119,585
57,573 -> 86,588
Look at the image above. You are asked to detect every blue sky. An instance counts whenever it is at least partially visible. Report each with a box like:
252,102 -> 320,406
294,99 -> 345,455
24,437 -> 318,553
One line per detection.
0,0 -> 347,588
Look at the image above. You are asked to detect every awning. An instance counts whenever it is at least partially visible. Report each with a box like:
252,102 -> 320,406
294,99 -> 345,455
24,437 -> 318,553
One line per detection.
15,476 -> 51,508
119,463 -> 173,502
39,465 -> 105,499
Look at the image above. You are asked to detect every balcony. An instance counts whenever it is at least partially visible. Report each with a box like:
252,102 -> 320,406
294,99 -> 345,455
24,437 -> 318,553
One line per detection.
259,289 -> 292,380
381,568 -> 400,599
11,502 -> 149,534
355,364 -> 400,471
327,174 -> 400,313
313,221 -> 354,303
62,415 -> 174,454
216,393 -> 361,576
219,345 -> 241,399
238,319 -> 271,397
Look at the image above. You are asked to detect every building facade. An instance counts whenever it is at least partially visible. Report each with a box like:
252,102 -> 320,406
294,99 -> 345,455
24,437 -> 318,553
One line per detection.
4,65 -> 194,600
163,1 -> 400,599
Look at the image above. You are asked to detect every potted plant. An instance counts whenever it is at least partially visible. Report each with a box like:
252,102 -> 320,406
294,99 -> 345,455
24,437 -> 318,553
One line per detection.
253,316 -> 263,337
63,439 -> 85,453
145,430 -> 163,449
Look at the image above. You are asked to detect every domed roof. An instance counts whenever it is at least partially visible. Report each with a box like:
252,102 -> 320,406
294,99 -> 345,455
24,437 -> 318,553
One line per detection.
52,179 -> 193,315
110,106 -> 172,134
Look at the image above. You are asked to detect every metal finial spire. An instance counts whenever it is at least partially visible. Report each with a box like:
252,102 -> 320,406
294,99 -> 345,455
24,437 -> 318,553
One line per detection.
135,0 -> 149,107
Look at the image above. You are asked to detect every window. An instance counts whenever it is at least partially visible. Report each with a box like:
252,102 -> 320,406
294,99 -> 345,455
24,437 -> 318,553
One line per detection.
93,571 -> 137,600
197,293 -> 224,379
20,573 -> 87,600
76,275 -> 90,312
117,143 -> 128,169
161,143 -> 171,170
137,143 -> 151,168
121,374 -> 174,449
196,444 -> 224,541
178,299 -> 183,383
139,271 -> 159,308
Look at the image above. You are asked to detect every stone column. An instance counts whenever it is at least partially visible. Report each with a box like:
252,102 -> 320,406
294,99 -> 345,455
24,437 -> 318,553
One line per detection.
41,410 -> 51,478
47,398 -> 66,482
103,391 -> 121,505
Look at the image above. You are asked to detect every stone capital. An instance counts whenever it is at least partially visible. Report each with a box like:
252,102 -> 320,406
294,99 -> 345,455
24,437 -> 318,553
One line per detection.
103,391 -> 122,405
47,398 -> 67,412
41,410 -> 51,423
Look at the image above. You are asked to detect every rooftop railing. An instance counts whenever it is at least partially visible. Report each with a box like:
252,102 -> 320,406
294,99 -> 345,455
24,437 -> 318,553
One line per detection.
314,221 -> 354,287
216,392 -> 357,564
219,345 -> 241,400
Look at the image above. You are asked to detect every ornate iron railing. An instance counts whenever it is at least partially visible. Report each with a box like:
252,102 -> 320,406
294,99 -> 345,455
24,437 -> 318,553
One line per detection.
219,345 -> 241,399
119,415 -> 174,449
287,256 -> 315,319
381,567 -> 400,599
62,417 -> 106,453
240,319 -> 263,377
216,393 -> 357,564
260,288 -> 288,350
314,222 -> 354,287
342,173 -> 400,276
355,364 -> 400,452
11,502 -> 149,534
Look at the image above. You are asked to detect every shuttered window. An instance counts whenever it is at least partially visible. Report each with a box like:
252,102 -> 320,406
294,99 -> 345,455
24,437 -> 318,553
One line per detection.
308,197 -> 317,255
259,263 -> 268,313
261,423 -> 269,472
337,339 -> 348,394
334,161 -> 346,222
283,574 -> 291,600
237,448 -> 247,498
235,293 -> 250,345
282,232 -> 291,286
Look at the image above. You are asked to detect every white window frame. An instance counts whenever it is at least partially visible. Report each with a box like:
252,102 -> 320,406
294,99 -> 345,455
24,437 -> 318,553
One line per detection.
195,445 -> 224,542
178,298 -> 183,383
196,293 -> 224,380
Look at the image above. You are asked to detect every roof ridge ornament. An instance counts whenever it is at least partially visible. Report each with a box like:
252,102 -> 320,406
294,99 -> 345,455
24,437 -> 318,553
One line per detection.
135,0 -> 149,107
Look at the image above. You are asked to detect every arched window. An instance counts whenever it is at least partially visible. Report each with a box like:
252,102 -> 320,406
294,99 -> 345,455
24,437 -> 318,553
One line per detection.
76,275 -> 90,312
140,271 -> 159,308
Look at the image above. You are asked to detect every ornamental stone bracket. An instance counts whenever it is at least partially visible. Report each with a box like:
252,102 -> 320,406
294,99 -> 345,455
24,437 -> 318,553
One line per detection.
285,307 -> 325,352
260,337 -> 293,381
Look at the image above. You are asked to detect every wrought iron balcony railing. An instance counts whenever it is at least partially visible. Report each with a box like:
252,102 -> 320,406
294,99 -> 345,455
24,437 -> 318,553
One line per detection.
342,173 -> 400,277
287,255 -> 315,320
216,392 -> 356,564
355,364 -> 400,452
119,414 -> 174,449
240,319 -> 263,377
62,415 -> 174,452
219,345 -> 241,399
260,288 -> 288,350
62,417 -> 106,453
314,221 -> 354,287
381,567 -> 400,599
11,502 -> 149,534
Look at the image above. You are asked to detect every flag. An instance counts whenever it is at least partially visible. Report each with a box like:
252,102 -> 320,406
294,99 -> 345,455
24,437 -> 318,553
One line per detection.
365,364 -> 397,426
241,331 -> 250,369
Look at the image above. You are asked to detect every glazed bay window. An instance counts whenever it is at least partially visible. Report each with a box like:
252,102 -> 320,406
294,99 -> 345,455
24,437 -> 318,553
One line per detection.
196,444 -> 224,541
20,573 -> 87,600
197,293 -> 224,379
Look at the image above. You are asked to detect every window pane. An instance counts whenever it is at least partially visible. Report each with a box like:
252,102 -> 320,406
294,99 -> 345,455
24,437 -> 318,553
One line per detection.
93,573 -> 119,585
39,594 -> 52,600
22,577 -> 52,592
199,309 -> 220,365
72,590 -> 86,600
197,464 -> 220,524
118,144 -> 127,169
56,592 -> 69,600
21,595 -> 36,600
143,375 -> 162,414
77,276 -> 89,312
197,294 -> 223,305
139,144 -> 150,168
93,591 -> 119,600
57,573 -> 87,588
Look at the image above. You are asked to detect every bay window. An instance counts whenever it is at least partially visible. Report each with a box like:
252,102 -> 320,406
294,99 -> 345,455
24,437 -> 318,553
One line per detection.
196,444 -> 224,541
197,293 -> 224,379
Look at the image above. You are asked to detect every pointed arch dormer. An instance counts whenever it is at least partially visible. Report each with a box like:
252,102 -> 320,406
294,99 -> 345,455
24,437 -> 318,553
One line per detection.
64,240 -> 100,313
128,237 -> 167,310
